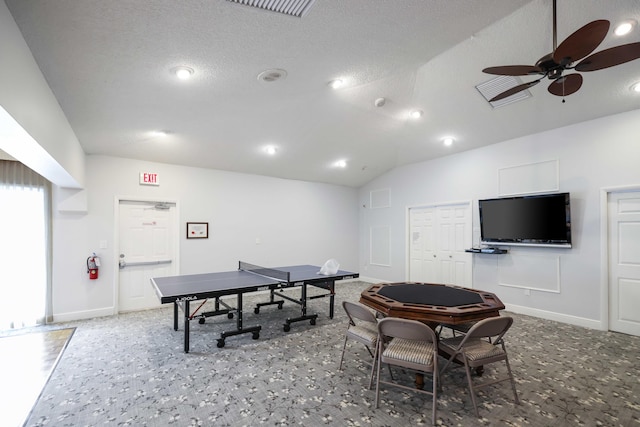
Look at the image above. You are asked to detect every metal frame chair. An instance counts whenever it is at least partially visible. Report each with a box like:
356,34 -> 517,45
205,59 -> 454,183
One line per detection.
439,316 -> 519,417
374,317 -> 439,425
338,301 -> 380,387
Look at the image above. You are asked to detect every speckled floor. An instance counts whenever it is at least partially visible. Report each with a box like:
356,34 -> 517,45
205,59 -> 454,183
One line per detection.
6,282 -> 640,426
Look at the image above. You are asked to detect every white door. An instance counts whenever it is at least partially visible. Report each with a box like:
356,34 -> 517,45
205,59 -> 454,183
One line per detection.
409,207 -> 437,282
409,203 -> 473,285
118,200 -> 178,312
608,191 -> 640,336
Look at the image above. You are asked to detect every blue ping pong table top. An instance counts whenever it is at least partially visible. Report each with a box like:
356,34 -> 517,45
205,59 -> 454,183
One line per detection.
151,264 -> 358,303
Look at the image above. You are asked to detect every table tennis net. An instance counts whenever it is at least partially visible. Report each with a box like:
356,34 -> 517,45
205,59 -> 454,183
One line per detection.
238,261 -> 291,282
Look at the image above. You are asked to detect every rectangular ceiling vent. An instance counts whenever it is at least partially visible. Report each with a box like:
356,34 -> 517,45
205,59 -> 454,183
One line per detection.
476,75 -> 533,109
227,0 -> 317,18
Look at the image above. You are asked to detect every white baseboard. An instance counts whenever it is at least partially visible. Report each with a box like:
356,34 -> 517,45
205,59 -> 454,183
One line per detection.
52,279 -> 367,323
505,303 -> 604,330
53,307 -> 115,323
355,276 -> 382,283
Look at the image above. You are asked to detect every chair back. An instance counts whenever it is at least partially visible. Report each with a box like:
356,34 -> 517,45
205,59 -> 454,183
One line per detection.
464,316 -> 513,344
378,317 -> 437,344
342,301 -> 377,325
439,315 -> 519,417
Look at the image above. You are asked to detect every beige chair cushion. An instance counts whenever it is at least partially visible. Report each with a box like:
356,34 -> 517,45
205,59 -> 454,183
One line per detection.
348,322 -> 378,345
382,338 -> 434,366
440,336 -> 505,361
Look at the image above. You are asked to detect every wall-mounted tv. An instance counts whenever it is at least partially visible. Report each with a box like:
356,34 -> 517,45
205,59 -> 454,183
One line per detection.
479,192 -> 572,248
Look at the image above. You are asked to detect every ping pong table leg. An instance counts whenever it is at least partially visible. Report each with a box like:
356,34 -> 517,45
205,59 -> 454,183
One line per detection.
173,302 -> 179,331
184,300 -> 190,353
328,280 -> 335,319
283,283 -> 318,332
217,291 -> 261,348
306,280 -> 336,318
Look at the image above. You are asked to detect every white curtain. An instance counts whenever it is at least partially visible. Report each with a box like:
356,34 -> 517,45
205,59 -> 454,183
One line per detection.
0,160 -> 51,330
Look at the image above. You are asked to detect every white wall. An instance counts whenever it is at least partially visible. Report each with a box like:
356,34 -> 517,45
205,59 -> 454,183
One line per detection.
358,109 -> 640,329
0,2 -> 85,188
52,155 -> 359,320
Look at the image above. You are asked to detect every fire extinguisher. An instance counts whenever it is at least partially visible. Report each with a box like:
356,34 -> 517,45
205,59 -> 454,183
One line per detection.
87,253 -> 100,280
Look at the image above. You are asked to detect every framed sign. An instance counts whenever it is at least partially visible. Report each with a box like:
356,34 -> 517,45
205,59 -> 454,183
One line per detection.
186,222 -> 208,239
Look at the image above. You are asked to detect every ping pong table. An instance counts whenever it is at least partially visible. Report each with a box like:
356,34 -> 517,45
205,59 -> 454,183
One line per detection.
151,261 -> 359,352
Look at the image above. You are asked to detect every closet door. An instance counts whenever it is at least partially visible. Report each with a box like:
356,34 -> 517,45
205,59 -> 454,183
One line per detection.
409,203 -> 472,286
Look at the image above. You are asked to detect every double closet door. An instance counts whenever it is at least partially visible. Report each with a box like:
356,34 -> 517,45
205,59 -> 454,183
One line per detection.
409,203 -> 473,286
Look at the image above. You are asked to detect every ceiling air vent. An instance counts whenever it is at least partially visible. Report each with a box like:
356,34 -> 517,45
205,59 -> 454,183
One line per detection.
476,76 -> 532,108
227,0 -> 317,18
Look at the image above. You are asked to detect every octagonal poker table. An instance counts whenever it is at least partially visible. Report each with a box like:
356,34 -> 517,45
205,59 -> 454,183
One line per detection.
359,282 -> 504,327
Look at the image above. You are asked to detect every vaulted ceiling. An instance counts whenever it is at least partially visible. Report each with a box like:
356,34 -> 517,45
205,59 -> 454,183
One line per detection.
6,0 -> 640,187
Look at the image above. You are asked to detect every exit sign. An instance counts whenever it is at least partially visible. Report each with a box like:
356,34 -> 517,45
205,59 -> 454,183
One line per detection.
139,172 -> 159,186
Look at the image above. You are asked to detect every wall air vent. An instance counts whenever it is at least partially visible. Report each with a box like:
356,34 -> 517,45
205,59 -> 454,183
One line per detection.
226,0 -> 317,18
476,76 -> 532,109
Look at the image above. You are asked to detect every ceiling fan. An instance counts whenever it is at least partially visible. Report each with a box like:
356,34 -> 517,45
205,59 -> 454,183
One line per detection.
483,0 -> 640,102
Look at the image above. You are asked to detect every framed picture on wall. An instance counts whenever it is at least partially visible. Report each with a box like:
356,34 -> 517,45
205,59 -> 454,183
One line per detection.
186,222 -> 208,239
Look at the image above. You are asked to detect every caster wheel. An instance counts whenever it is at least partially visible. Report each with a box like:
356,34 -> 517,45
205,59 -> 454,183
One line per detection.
283,324 -> 291,332
227,313 -> 234,319
217,340 -> 225,348
198,318 -> 205,324
310,318 -> 316,326
254,307 -> 260,314
277,303 -> 283,310
252,332 -> 260,340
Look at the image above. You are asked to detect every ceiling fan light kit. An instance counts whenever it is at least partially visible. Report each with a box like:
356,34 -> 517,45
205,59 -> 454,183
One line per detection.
483,0 -> 640,102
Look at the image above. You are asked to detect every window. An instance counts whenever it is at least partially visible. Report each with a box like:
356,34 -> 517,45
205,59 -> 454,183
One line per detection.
0,160 -> 50,329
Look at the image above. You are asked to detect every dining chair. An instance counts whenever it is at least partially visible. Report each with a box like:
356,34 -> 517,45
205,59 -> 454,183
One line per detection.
374,317 -> 439,425
439,316 -> 519,417
338,301 -> 380,387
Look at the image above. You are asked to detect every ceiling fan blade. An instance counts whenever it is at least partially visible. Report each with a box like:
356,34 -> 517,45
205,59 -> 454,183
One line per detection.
547,73 -> 583,97
575,42 -> 640,71
482,65 -> 543,76
553,20 -> 609,65
489,80 -> 540,102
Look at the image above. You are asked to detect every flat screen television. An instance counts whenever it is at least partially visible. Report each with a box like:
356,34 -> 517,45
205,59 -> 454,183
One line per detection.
479,192 -> 572,248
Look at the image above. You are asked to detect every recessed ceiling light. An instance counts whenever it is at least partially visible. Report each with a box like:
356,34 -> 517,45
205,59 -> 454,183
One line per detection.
410,110 -> 423,119
442,137 -> 454,146
172,66 -> 194,80
334,159 -> 347,168
614,20 -> 636,36
329,79 -> 344,89
264,145 -> 278,155
631,82 -> 640,93
151,130 -> 169,138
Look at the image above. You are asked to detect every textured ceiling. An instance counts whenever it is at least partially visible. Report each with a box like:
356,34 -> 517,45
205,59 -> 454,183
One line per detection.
5,0 -> 640,187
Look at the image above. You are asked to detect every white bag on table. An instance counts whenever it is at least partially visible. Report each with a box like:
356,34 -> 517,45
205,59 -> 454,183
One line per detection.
318,259 -> 340,275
